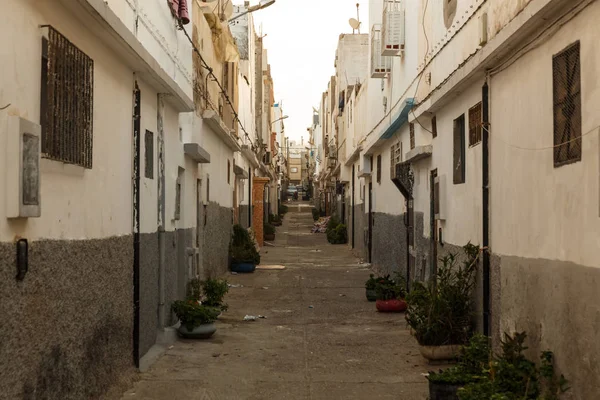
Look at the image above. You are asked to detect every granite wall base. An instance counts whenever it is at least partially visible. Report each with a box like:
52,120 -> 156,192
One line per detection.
0,237 -> 135,400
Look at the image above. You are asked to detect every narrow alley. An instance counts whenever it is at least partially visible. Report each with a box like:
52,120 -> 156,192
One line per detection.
122,203 -> 429,400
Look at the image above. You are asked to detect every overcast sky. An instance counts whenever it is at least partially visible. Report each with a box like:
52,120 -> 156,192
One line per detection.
250,0 -> 370,143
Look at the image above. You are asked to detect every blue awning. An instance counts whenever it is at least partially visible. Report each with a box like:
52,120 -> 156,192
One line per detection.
380,98 -> 415,140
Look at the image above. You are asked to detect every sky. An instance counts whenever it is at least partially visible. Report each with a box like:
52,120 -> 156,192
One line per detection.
250,0 -> 370,143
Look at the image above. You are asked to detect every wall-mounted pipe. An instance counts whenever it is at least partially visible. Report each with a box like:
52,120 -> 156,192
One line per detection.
482,81 -> 490,337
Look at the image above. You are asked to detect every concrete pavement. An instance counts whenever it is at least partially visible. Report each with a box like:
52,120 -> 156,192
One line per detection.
120,202 -> 430,399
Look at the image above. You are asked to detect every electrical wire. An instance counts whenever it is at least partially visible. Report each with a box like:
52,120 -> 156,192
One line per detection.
484,124 -> 599,151
176,18 -> 259,154
410,0 -> 433,135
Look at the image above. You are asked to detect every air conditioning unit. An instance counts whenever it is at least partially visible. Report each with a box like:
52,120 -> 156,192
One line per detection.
382,0 -> 405,56
371,24 -> 392,78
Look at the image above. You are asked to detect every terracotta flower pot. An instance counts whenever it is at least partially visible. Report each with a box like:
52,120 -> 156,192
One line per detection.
375,299 -> 407,313
419,344 -> 461,361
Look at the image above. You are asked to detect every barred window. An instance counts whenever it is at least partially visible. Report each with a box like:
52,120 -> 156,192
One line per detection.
553,41 -> 582,167
468,103 -> 482,146
409,123 -> 415,149
41,26 -> 94,168
390,140 -> 403,178
144,131 -> 154,179
432,115 -> 437,138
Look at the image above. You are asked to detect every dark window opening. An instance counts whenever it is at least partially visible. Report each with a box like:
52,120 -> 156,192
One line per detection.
376,155 -> 382,183
432,115 -> 437,138
144,130 -> 154,179
553,41 -> 582,167
453,114 -> 466,184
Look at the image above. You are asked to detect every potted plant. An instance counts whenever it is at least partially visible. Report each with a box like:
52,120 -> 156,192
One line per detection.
201,277 -> 229,315
269,214 -> 282,226
427,334 -> 490,400
172,300 -> 219,339
364,274 -> 379,302
405,243 -> 480,361
311,208 -> 320,221
375,274 -> 407,312
264,223 -> 276,241
326,216 -> 348,244
457,332 -> 570,400
229,224 -> 261,273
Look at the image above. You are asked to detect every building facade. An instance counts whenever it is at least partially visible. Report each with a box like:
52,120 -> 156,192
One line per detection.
311,0 -> 600,397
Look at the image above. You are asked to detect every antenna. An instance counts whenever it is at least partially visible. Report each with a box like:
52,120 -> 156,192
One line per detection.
357,3 -> 361,34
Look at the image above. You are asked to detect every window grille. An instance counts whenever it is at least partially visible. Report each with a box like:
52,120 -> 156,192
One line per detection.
409,123 -> 415,149
390,140 -> 403,178
468,102 -> 482,146
376,155 -> 382,183
432,116 -> 437,138
553,41 -> 582,167
41,26 -> 94,168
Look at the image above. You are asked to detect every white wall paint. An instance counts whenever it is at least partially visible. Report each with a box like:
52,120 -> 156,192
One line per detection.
490,2 -> 600,268
0,1 -> 135,241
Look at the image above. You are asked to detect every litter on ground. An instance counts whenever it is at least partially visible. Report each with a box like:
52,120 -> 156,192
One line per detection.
311,216 -> 330,233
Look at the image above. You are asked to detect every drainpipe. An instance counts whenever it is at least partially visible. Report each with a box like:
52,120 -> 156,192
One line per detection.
132,82 -> 141,368
157,94 -> 167,329
482,81 -> 490,337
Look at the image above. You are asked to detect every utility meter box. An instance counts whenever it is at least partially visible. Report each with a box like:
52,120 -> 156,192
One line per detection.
6,116 -> 42,218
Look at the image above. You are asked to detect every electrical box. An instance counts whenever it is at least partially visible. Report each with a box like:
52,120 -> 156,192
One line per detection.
434,174 -> 447,220
6,116 -> 42,218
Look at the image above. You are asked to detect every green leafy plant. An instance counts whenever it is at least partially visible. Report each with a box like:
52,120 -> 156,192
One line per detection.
230,224 -> 261,265
279,205 -> 288,215
327,223 -> 348,244
457,332 -> 570,400
269,214 -> 281,225
375,274 -> 407,300
201,278 -> 229,312
428,334 -> 491,386
171,300 -> 219,331
264,223 -> 276,236
365,274 -> 380,290
405,243 -> 480,346
187,277 -> 203,302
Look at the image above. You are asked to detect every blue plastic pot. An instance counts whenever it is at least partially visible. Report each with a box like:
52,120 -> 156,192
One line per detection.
231,262 -> 256,273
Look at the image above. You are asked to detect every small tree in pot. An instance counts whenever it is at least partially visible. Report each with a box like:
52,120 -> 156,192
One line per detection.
405,243 -> 480,361
364,274 -> 379,302
229,225 -> 261,273
201,277 -> 229,314
264,223 -> 276,241
172,300 -> 219,339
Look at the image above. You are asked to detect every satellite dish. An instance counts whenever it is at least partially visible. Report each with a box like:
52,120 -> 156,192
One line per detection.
349,18 -> 361,30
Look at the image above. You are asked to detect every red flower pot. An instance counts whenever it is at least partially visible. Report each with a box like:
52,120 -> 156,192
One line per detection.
376,299 -> 407,313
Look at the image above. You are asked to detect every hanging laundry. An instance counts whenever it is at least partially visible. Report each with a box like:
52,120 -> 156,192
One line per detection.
169,0 -> 190,25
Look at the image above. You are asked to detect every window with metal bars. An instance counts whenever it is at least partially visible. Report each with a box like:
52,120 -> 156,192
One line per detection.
40,26 -> 94,169
409,123 -> 415,149
390,140 -> 403,178
453,114 -> 466,184
227,159 -> 231,184
432,115 -> 437,138
144,130 -> 154,179
468,102 -> 482,146
553,41 -> 582,167
376,155 -> 382,183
